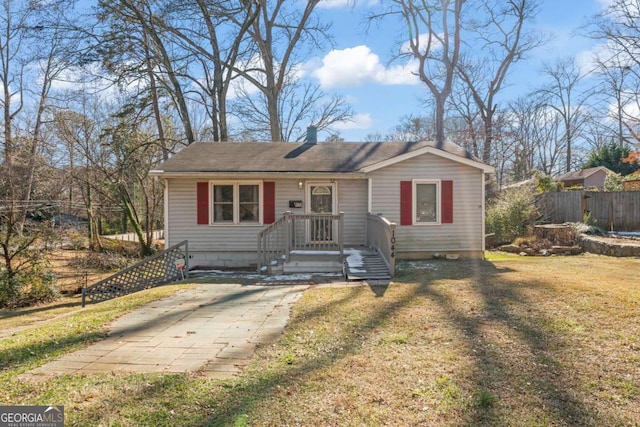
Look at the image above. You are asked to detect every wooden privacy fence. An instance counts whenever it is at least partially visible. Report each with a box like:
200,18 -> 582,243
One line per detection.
537,191 -> 640,231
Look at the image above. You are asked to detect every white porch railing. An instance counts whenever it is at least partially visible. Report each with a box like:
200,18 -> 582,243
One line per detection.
366,213 -> 397,277
257,211 -> 344,271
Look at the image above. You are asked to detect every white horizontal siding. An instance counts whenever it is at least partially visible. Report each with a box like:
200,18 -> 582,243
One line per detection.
167,177 -> 368,257
337,179 -> 367,246
368,153 -> 484,253
166,179 -> 261,253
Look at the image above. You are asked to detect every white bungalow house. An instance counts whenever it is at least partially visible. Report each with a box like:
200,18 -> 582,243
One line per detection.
150,136 -> 494,277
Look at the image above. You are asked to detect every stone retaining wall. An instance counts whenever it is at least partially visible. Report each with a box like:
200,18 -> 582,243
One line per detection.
578,235 -> 640,257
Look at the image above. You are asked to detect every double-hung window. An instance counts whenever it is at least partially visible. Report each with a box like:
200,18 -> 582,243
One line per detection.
400,179 -> 453,226
414,180 -> 440,224
211,181 -> 262,225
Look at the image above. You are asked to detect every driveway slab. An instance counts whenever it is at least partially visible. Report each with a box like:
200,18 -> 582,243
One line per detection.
25,283 -> 309,379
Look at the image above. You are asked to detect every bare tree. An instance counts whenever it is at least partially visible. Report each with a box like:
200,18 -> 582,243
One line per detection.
95,0 -> 197,144
373,0 -> 464,144
590,54 -> 638,147
53,105 -> 106,250
157,0 -> 261,142
101,113 -> 165,256
448,79 -> 482,156
507,95 -> 567,177
55,94 -> 168,257
231,76 -> 353,142
587,0 -> 640,148
0,0 -> 77,304
590,0 -> 640,72
456,0 -> 543,164
537,57 -> 591,173
233,0 -> 352,142
383,114 -> 436,142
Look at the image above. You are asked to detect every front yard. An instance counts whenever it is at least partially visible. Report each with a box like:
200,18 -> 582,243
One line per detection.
1,253 -> 639,426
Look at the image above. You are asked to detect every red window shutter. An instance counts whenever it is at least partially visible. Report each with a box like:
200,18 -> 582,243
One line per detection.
263,181 -> 276,224
196,182 -> 209,225
400,181 -> 413,226
441,180 -> 453,224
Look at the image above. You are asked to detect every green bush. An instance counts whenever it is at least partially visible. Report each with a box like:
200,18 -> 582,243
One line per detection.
486,186 -> 538,246
0,260 -> 59,308
603,171 -> 623,192
533,170 -> 559,193
0,270 -> 20,307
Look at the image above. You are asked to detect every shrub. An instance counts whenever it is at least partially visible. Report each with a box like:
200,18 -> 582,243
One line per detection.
0,259 -> 59,308
63,229 -> 88,250
573,221 -> 605,236
533,170 -> 559,193
23,265 -> 58,305
0,270 -> 20,307
486,186 -> 538,246
604,171 -> 623,192
68,251 -> 132,271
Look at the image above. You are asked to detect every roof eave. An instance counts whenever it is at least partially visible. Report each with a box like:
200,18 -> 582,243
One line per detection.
148,171 -> 366,179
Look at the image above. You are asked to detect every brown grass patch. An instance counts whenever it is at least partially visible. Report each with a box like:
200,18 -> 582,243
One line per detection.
229,254 -> 640,426
2,254 -> 639,426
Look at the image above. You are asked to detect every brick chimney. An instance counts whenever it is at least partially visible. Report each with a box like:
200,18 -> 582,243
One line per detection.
305,125 -> 317,144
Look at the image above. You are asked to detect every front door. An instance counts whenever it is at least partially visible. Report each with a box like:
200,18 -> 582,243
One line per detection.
307,182 -> 336,243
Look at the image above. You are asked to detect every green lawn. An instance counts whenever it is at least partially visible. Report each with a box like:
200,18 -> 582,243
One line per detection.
1,254 -> 639,426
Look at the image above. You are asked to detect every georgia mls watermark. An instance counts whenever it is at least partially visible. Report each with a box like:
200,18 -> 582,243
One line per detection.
0,406 -> 64,427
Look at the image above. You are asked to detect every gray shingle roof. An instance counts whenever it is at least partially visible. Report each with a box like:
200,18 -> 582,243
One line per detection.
153,140 -> 480,174
558,166 -> 612,181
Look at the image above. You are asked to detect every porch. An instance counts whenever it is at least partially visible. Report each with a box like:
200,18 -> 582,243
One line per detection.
257,212 -> 396,279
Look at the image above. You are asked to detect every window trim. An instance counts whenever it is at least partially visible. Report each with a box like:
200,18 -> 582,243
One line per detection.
412,179 -> 441,225
209,181 -> 264,226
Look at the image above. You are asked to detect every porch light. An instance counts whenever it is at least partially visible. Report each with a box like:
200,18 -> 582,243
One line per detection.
298,181 -> 304,189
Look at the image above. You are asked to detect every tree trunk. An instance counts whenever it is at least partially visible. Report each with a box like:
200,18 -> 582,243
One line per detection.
435,95 -> 446,145
144,30 -> 169,160
87,182 -> 99,251
482,109 -> 494,164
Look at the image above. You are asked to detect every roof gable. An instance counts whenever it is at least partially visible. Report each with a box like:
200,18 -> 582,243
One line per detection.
151,140 -> 494,176
559,166 -> 612,181
360,145 -> 494,173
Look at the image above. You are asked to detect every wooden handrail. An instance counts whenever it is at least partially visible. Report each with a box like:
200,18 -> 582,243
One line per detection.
366,213 -> 396,277
257,212 -> 345,272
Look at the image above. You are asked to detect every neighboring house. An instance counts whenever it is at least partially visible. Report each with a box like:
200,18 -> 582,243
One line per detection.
558,166 -> 612,189
150,135 -> 494,274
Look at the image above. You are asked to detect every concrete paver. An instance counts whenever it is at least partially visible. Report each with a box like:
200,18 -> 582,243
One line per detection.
24,283 -> 310,379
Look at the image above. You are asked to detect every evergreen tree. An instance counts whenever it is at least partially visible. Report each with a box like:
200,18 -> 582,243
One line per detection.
583,143 -> 639,176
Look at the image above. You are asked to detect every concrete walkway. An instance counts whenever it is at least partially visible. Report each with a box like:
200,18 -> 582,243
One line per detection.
25,283 -> 309,379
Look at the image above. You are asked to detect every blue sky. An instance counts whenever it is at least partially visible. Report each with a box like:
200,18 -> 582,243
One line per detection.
306,0 -> 611,141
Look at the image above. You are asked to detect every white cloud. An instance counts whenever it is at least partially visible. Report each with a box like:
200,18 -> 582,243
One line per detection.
576,40 -> 637,75
400,33 -> 442,55
49,63 -> 128,100
332,113 -> 373,130
575,42 -> 608,74
313,45 -> 419,89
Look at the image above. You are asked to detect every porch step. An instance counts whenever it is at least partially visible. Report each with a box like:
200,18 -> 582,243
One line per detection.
344,248 -> 391,281
282,252 -> 343,274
